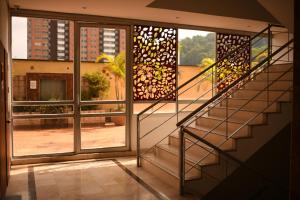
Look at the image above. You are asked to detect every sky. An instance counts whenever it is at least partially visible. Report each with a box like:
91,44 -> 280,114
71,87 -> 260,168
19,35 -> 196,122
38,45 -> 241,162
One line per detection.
178,29 -> 211,41
11,17 -> 211,59
12,17 -> 27,59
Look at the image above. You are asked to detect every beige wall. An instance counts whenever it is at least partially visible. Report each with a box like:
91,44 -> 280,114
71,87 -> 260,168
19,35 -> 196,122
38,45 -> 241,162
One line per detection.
12,59 -> 122,101
12,60 -> 213,102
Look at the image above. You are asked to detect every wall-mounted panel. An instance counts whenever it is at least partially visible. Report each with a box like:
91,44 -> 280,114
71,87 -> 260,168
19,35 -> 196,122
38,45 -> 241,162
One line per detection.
216,33 -> 250,91
133,25 -> 177,101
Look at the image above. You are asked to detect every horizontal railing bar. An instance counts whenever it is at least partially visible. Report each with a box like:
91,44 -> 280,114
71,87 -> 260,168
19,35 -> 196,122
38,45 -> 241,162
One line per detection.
177,39 -> 293,127
183,63 -> 293,172
184,64 -> 293,154
12,113 -> 74,119
140,45 -> 257,122
80,112 -> 126,117
12,101 -> 74,106
183,128 -> 287,189
80,100 -> 126,105
183,85 -> 292,187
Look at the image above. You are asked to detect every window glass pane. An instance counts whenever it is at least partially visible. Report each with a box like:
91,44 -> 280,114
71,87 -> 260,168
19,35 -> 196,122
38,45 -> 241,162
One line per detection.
80,27 -> 126,101
12,17 -> 74,101
177,29 -> 216,102
178,29 -> 216,66
81,116 -> 126,149
13,117 -> 74,156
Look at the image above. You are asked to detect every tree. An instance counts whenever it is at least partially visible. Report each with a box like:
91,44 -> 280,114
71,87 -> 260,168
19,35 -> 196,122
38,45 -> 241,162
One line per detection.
179,33 -> 216,65
96,52 -> 125,109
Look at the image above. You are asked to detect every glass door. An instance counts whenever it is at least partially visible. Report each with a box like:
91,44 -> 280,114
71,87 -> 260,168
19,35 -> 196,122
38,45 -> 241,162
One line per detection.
77,23 -> 129,152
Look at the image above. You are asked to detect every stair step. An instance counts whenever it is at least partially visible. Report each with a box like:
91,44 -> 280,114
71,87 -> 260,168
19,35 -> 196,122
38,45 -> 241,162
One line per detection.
195,116 -> 251,138
184,126 -> 236,151
141,155 -> 180,189
220,98 -> 279,112
267,63 -> 293,72
243,80 -> 292,91
156,144 -> 218,167
233,89 -> 291,101
254,71 -> 293,81
208,106 -> 265,124
141,152 -> 201,187
169,134 -> 224,156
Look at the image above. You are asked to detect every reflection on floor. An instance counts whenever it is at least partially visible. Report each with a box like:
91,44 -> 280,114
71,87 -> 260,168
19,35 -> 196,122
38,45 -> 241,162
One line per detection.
6,157 -> 196,200
13,126 -> 125,156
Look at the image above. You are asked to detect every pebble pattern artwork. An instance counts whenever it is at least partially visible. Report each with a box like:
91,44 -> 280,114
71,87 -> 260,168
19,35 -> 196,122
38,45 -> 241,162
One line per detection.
133,25 -> 177,101
216,33 -> 250,92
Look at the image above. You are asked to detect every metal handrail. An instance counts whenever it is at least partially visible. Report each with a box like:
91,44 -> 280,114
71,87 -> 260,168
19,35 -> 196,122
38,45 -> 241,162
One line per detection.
137,24 -> 285,166
139,40 -> 267,122
139,42 -> 272,139
177,39 -> 294,127
184,65 -> 293,173
179,39 -> 293,194
137,24 -> 274,117
182,48 -> 294,154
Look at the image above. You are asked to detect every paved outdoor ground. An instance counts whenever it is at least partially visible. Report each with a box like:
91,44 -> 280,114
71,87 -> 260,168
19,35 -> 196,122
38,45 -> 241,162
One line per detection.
13,126 -> 125,156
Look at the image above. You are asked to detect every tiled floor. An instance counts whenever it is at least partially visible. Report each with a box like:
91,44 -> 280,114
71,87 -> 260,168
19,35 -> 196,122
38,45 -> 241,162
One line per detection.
6,157 -> 197,200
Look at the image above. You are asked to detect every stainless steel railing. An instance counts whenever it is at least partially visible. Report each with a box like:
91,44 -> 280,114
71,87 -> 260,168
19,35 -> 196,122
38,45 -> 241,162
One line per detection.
136,24 -> 285,166
178,39 -> 293,194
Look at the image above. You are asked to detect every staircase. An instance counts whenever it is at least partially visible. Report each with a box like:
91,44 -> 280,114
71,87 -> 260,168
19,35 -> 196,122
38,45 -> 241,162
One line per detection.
136,25 -> 293,198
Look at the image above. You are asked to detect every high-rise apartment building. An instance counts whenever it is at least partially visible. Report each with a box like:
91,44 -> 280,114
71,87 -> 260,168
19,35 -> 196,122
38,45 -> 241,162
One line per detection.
27,18 -> 125,61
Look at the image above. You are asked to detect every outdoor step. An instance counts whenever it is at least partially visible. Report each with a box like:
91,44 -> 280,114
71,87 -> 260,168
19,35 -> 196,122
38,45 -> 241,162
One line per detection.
195,116 -> 251,138
254,71 -> 293,81
184,126 -> 236,151
220,98 -> 279,112
156,144 -> 218,168
208,106 -> 265,124
243,80 -> 292,91
233,89 -> 291,101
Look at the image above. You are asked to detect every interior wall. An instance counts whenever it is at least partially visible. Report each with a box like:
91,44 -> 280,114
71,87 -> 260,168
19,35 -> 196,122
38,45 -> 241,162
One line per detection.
0,0 -> 11,198
258,0 -> 294,32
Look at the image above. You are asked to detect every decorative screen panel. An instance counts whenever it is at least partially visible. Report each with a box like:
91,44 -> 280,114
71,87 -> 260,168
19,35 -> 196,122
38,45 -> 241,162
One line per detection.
216,33 -> 250,91
133,25 -> 177,101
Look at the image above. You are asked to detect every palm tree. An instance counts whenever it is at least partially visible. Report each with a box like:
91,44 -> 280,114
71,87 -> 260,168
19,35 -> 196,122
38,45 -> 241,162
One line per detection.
96,52 -> 126,109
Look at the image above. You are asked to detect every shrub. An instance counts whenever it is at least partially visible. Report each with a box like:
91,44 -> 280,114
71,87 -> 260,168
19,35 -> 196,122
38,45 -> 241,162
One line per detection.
83,72 -> 110,99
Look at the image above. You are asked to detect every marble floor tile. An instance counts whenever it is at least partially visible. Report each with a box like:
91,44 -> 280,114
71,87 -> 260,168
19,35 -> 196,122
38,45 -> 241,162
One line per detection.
6,157 -> 197,200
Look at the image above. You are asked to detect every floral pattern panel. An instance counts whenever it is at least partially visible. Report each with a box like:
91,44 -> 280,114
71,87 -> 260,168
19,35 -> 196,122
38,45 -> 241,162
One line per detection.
133,25 -> 177,101
216,33 -> 250,91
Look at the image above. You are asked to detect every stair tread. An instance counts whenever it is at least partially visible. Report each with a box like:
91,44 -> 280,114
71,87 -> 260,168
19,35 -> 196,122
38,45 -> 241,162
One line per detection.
157,144 -> 218,166
188,124 -> 248,139
143,152 -> 201,180
198,114 -> 260,125
143,153 -> 179,178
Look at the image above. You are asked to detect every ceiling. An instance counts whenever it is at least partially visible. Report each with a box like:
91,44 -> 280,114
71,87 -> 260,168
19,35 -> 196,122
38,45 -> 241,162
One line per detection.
8,0 -> 278,32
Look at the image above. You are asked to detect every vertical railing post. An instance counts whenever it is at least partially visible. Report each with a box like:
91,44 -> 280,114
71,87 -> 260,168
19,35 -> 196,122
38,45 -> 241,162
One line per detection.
179,126 -> 185,195
226,93 -> 229,139
176,89 -> 179,123
267,25 -> 272,105
137,114 -> 141,167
